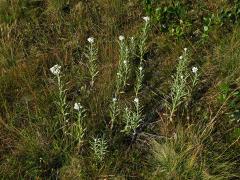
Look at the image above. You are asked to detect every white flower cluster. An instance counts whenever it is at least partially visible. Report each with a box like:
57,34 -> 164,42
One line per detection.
74,102 -> 83,110
112,97 -> 117,102
50,64 -> 61,75
87,37 -> 94,43
119,35 -> 125,41
192,67 -> 198,74
134,97 -> 139,103
143,16 -> 150,22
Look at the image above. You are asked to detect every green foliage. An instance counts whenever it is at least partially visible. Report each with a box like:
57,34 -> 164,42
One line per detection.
218,83 -> 231,103
149,125 -> 237,180
90,136 -> 108,163
121,98 -> 142,135
218,83 -> 240,124
144,0 -> 240,41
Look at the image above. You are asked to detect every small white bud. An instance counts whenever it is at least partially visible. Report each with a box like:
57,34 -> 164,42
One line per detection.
204,26 -> 208,32
179,56 -> 183,60
139,66 -> 143,71
112,97 -> 117,102
184,48 -> 187,52
123,60 -> 127,65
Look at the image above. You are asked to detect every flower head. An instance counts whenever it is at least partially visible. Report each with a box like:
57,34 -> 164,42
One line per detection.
50,64 -> 61,75
143,16 -> 150,22
119,35 -> 125,41
87,37 -> 94,43
112,97 -> 117,102
184,48 -> 187,52
74,102 -> 82,110
192,67 -> 198,74
123,60 -> 127,65
179,56 -> 183,60
139,66 -> 143,71
134,97 -> 139,103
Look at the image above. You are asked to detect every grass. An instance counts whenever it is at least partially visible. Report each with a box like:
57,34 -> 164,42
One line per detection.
0,0 -> 240,179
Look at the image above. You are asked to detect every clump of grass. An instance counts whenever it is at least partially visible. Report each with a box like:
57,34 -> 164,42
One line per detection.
46,0 -> 69,16
148,124 -> 237,180
0,23 -> 24,67
59,156 -> 85,179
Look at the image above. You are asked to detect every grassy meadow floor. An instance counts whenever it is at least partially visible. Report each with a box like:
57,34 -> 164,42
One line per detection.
0,0 -> 240,179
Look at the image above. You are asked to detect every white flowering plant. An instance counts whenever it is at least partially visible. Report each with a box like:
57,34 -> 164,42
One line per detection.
50,64 -> 69,132
71,102 -> 86,147
50,64 -> 61,75
90,136 -> 108,163
85,37 -> 99,87
167,49 -> 189,121
116,35 -> 130,94
138,16 -> 150,65
135,66 -> 144,97
191,66 -> 200,87
167,49 -> 200,121
129,36 -> 137,59
109,97 -> 119,129
121,98 -> 142,135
